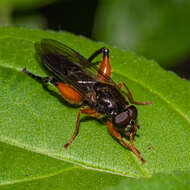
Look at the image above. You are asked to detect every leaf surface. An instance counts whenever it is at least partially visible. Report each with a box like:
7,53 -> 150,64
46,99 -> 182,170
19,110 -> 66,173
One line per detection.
0,27 -> 190,189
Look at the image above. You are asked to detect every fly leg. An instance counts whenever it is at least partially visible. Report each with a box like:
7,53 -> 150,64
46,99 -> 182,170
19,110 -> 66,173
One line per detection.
107,121 -> 145,164
129,120 -> 141,155
88,47 -> 109,62
64,107 -> 103,148
22,68 -> 82,105
88,47 -> 111,80
118,82 -> 152,105
23,68 -> 57,85
130,120 -> 138,146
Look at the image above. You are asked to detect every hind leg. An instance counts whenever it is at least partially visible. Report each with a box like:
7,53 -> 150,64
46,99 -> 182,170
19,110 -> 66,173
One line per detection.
22,68 -> 82,105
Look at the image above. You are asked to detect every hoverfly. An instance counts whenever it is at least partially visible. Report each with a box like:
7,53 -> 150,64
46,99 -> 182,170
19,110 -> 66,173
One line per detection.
23,39 -> 151,163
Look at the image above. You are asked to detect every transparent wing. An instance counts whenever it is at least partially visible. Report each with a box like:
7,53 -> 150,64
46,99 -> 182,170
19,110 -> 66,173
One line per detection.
35,39 -> 115,95
36,39 -> 95,70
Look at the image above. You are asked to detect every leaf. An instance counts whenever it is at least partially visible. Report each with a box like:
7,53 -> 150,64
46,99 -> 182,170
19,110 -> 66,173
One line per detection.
93,0 -> 190,68
0,26 -> 190,189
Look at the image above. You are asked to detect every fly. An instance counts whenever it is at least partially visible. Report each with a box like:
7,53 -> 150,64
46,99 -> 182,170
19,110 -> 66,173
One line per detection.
23,39 -> 152,164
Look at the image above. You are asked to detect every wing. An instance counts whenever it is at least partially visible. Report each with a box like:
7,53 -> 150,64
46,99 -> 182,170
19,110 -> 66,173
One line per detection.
35,39 -> 116,94
35,39 -> 96,71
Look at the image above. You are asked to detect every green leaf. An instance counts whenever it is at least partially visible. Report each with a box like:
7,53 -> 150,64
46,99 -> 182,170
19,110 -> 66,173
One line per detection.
0,26 -> 190,189
93,0 -> 190,68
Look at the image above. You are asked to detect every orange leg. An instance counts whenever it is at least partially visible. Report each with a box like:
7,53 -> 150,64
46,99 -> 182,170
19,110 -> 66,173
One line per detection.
129,120 -> 141,155
98,49 -> 111,80
107,121 -> 146,164
64,107 -> 103,149
88,47 -> 111,81
118,82 -> 152,105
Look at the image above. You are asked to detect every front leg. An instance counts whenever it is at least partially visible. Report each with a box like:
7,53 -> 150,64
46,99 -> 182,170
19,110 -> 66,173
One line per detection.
107,121 -> 146,164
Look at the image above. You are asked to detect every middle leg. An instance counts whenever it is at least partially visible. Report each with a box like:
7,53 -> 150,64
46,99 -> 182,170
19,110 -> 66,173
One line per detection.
107,120 -> 145,164
63,107 -> 103,149
118,82 -> 152,105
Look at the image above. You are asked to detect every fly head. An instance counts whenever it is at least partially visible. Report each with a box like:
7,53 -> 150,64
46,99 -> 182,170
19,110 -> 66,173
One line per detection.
113,105 -> 138,138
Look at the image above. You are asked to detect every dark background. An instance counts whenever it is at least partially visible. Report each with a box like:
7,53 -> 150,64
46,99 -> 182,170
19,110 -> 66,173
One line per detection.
5,0 -> 190,79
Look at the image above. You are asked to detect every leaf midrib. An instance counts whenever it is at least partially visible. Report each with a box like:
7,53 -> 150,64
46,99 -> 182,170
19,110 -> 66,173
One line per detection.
0,136 -> 142,178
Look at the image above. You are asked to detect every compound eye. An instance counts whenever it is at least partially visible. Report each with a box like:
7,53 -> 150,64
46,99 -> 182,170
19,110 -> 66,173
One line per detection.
128,106 -> 137,120
114,111 -> 130,127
